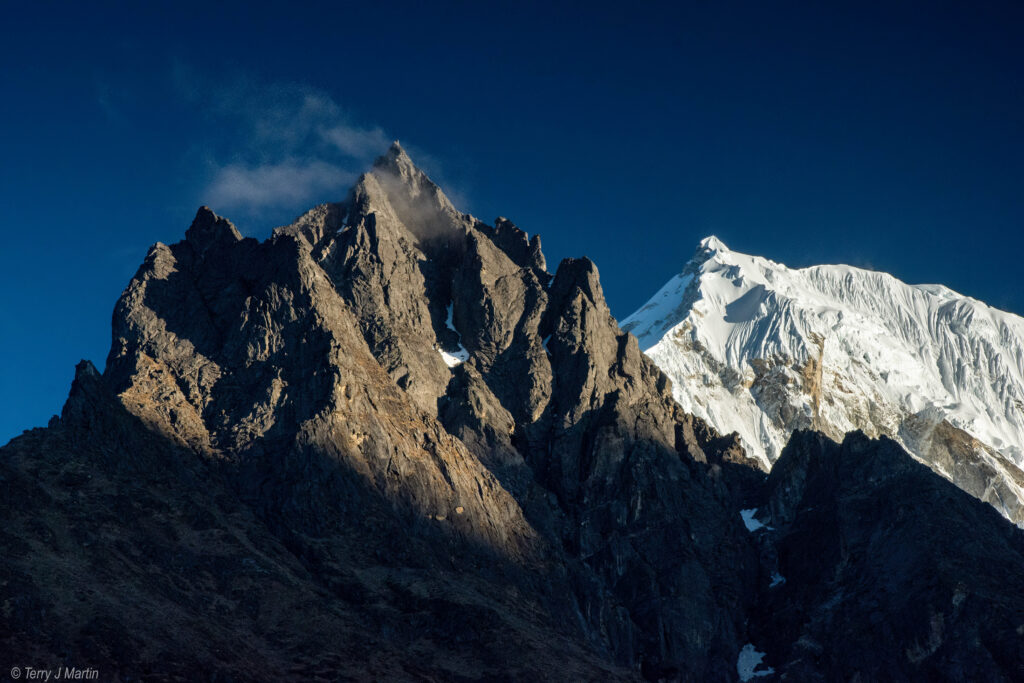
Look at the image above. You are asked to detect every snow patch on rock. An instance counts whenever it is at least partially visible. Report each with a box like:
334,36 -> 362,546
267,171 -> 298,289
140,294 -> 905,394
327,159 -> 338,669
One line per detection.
741,508 -> 765,532
438,303 -> 470,367
737,644 -> 774,680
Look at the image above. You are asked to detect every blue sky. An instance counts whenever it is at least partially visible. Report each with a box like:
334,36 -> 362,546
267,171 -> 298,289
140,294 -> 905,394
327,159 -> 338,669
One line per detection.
2,1 -> 1022,442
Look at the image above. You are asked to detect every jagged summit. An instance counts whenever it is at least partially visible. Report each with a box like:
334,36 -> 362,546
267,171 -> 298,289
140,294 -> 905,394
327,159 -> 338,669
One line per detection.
185,205 -> 242,253
353,141 -> 464,243
375,139 -> 410,164
75,358 -> 100,379
370,139 -> 423,182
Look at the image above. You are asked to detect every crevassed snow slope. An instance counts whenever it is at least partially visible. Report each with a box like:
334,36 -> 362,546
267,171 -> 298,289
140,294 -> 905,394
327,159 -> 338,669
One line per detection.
622,237 -> 1024,524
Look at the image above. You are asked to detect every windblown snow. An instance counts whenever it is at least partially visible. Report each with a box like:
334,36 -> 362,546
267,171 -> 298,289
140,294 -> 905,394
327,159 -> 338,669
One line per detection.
622,236 -> 1024,525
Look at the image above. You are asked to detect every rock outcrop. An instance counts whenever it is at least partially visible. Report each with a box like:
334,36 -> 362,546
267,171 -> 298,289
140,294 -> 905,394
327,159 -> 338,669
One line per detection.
752,431 -> 1024,681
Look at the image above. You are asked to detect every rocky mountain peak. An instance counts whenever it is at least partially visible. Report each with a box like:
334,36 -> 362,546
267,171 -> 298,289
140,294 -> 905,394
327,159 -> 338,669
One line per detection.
185,205 -> 242,255
58,359 -> 104,428
373,139 -> 415,175
547,256 -> 606,315
369,139 -> 439,198
350,142 -> 465,251
74,358 -> 101,380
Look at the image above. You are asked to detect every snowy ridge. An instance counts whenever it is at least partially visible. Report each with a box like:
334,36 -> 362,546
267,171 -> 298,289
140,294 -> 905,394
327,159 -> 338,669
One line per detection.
622,237 -> 1024,524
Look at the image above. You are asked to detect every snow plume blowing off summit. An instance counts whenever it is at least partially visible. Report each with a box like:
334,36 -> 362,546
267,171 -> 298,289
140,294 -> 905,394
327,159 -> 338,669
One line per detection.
622,236 -> 1024,525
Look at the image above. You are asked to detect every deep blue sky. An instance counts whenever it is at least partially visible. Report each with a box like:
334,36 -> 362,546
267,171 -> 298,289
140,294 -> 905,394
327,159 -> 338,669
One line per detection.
2,1 -> 1022,442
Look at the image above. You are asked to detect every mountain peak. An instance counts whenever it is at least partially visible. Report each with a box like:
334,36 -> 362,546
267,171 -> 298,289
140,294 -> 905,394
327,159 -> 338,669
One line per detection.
185,206 -> 242,254
386,139 -> 408,159
359,141 -> 464,234
628,235 -> 1024,524
373,140 -> 417,177
683,235 -> 730,273
699,235 -> 729,253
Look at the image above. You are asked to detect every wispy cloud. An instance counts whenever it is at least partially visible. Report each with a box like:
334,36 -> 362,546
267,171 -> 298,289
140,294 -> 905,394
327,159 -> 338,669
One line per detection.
321,123 -> 390,159
174,67 -> 391,215
205,160 -> 356,209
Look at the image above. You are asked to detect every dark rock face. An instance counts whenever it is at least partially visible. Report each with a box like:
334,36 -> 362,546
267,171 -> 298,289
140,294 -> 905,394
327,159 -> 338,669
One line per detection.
2,144 -> 1023,681
750,431 -> 1024,682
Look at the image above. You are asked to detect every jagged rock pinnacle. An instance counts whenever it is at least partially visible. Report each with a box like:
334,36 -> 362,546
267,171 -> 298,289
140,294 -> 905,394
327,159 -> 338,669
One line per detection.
185,206 -> 242,254
75,359 -> 100,380
373,140 -> 418,178
388,139 -> 406,156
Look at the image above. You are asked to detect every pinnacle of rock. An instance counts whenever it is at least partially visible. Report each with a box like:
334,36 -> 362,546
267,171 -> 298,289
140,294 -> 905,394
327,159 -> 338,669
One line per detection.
372,139 -> 419,180
185,205 -> 242,254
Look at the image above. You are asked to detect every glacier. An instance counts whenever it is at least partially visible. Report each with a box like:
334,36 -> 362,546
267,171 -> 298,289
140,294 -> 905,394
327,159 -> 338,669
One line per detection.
622,236 -> 1024,524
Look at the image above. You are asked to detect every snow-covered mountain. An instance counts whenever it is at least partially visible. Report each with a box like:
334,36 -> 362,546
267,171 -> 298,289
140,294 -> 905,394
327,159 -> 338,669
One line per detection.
622,236 -> 1024,524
